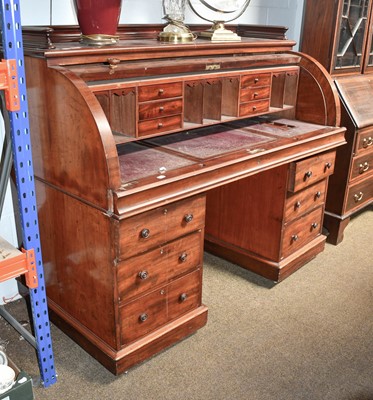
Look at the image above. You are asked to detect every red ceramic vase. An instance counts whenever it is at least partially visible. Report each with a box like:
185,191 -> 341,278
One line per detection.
74,0 -> 122,44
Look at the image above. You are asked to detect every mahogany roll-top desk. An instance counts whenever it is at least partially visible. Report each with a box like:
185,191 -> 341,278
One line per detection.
19,25 -> 345,374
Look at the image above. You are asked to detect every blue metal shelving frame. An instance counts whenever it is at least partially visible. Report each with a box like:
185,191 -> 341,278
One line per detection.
0,0 -> 56,387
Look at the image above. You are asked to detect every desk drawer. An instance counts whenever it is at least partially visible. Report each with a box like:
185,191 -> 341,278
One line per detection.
138,99 -> 183,121
119,269 -> 201,344
350,150 -> 373,181
355,128 -> 373,153
239,100 -> 270,117
345,177 -> 373,213
284,179 -> 327,223
241,73 -> 271,88
120,286 -> 168,344
281,206 -> 323,258
138,82 -> 183,102
240,86 -> 270,102
117,231 -> 203,302
288,151 -> 336,192
138,114 -> 183,136
119,194 -> 206,259
168,269 -> 201,321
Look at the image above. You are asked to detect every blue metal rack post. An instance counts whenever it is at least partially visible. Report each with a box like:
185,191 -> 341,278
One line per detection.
0,0 -> 57,387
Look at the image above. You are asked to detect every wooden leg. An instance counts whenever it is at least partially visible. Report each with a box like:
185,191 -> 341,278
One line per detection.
323,213 -> 350,245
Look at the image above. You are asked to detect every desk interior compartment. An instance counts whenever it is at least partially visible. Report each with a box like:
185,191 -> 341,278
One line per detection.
96,88 -> 137,137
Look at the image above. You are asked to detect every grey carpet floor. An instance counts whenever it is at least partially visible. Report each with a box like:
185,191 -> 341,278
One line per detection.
0,207 -> 372,400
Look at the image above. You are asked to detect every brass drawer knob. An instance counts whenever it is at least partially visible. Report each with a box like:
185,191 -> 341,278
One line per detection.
254,78 -> 259,83
253,92 -> 259,98
184,214 -> 194,223
139,313 -> 148,322
179,252 -> 188,262
107,57 -> 120,72
362,137 -> 373,148
311,222 -> 318,229
315,191 -> 322,199
304,171 -> 313,179
295,201 -> 301,209
159,106 -> 164,112
158,122 -> 163,129
325,162 -> 332,170
140,228 -> 150,239
359,162 -> 370,174
291,234 -> 299,242
158,89 -> 164,95
354,192 -> 364,203
138,271 -> 149,280
179,293 -> 188,302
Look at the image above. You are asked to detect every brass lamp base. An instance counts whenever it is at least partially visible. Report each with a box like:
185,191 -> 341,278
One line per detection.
197,21 -> 241,42
159,31 -> 195,43
80,34 -> 120,46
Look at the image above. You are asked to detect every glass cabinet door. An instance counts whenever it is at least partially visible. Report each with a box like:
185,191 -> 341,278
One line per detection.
333,0 -> 371,73
364,4 -> 373,71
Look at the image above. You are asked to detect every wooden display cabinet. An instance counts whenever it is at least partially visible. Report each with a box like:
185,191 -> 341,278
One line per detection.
18,24 -> 346,374
301,0 -> 373,244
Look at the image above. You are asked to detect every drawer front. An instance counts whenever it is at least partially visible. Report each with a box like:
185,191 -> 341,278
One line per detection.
240,86 -> 271,103
282,206 -> 324,258
119,195 -> 206,260
345,177 -> 373,213
167,230 -> 203,279
138,82 -> 183,102
241,73 -> 272,88
239,100 -> 270,117
168,269 -> 201,321
138,99 -> 183,121
120,286 -> 168,344
355,129 -> 373,153
138,115 -> 182,136
284,179 -> 327,223
288,150 -> 336,192
117,231 -> 203,302
350,149 -> 373,181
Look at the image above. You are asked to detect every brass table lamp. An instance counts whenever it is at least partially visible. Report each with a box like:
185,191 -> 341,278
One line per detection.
159,0 -> 195,43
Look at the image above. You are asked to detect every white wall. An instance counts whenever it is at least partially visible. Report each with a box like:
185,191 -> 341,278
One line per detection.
0,0 -> 304,304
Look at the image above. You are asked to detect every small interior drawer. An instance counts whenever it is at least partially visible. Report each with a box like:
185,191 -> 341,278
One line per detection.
288,150 -> 336,192
241,73 -> 272,88
350,149 -> 373,181
284,179 -> 327,223
138,99 -> 183,121
138,82 -> 183,102
119,194 -> 206,260
239,99 -> 270,117
138,114 -> 183,136
117,231 -> 203,302
240,86 -> 271,102
281,206 -> 323,258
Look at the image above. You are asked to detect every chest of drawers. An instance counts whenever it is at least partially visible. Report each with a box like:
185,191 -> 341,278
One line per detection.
301,2 -> 373,244
323,75 -> 373,243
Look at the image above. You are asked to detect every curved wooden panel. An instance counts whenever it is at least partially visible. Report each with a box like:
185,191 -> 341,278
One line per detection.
25,57 -> 120,209
293,51 -> 341,127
